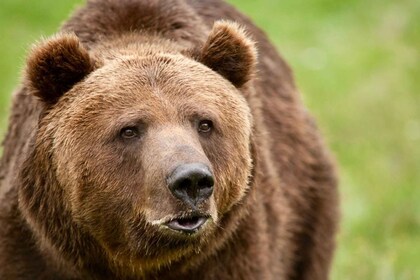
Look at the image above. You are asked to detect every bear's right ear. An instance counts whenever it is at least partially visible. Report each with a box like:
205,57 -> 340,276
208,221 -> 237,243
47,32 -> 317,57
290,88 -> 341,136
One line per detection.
197,21 -> 257,88
26,34 -> 95,105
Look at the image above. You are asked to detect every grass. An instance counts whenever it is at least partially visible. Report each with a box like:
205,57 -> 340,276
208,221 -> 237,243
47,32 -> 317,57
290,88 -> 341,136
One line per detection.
0,0 -> 419,278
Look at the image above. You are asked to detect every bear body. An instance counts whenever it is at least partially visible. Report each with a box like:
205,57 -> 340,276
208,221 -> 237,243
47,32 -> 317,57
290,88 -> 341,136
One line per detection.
0,0 -> 338,279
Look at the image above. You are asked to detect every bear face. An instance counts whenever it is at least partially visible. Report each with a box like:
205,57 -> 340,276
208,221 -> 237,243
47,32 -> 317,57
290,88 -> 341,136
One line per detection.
20,22 -> 257,270
49,55 -> 253,248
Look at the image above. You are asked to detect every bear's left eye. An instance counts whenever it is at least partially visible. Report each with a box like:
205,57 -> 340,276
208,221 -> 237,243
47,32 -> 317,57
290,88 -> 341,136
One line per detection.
198,120 -> 213,134
120,127 -> 139,139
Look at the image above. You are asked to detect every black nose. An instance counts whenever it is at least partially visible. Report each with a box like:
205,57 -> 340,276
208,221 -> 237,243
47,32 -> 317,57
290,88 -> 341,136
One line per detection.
167,163 -> 214,206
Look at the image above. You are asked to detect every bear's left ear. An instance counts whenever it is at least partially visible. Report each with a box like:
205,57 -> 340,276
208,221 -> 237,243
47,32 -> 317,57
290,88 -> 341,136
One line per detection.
26,33 -> 96,105
198,21 -> 257,88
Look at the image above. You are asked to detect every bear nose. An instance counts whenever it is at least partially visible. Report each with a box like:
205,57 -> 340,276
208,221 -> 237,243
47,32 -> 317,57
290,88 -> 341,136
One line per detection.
167,163 -> 214,206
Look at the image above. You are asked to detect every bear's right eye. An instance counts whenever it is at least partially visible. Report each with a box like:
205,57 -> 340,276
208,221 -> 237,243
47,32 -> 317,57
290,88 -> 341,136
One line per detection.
120,127 -> 139,139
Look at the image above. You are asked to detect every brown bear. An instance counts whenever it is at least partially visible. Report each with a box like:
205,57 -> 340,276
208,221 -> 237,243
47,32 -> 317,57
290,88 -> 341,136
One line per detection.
0,0 -> 339,279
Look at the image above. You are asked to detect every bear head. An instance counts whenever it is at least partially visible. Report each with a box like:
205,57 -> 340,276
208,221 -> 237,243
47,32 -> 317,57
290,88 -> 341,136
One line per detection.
20,21 -> 257,273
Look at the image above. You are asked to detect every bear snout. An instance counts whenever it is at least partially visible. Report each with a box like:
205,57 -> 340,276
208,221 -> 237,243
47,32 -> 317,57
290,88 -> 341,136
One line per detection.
167,163 -> 214,207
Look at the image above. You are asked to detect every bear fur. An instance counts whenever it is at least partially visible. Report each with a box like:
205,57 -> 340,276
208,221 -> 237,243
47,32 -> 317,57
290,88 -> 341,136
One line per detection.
0,0 -> 339,279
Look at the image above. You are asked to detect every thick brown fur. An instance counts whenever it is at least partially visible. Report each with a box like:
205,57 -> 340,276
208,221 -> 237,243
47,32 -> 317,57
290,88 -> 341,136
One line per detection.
0,0 -> 339,279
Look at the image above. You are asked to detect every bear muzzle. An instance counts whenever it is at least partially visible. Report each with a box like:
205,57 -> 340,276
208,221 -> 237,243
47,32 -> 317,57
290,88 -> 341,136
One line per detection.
167,163 -> 214,208
161,163 -> 214,234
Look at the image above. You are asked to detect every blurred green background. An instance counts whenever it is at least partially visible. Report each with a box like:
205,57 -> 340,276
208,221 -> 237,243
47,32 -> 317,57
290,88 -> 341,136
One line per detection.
0,0 -> 418,279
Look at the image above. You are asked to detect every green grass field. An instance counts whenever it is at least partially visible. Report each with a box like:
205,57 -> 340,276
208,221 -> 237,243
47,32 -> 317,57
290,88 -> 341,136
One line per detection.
0,0 -> 418,278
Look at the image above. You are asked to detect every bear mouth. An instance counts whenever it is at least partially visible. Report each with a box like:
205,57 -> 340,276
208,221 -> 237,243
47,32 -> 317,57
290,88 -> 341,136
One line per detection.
165,215 -> 209,234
